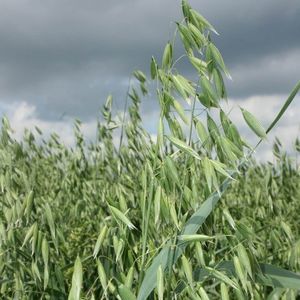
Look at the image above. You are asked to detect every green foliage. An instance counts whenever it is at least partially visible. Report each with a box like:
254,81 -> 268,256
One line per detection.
0,1 -> 299,299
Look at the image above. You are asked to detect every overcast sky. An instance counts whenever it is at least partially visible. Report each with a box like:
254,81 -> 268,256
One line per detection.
0,0 -> 299,160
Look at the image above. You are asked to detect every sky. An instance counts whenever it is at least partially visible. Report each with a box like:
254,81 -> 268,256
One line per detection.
0,0 -> 300,160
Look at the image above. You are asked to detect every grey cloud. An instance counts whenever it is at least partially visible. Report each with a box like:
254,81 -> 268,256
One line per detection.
0,0 -> 299,121
226,48 -> 300,98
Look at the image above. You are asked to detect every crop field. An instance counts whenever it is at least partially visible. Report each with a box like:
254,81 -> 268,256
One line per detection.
0,1 -> 300,299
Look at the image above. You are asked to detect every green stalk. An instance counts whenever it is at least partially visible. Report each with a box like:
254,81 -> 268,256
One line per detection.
139,172 -> 154,287
118,77 -> 132,152
166,79 -> 200,300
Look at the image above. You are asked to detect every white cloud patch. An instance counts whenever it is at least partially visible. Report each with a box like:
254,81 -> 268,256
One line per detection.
221,94 -> 300,161
4,101 -> 97,146
1,92 -> 299,163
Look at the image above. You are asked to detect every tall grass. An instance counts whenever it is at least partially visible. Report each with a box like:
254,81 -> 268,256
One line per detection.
0,1 -> 300,299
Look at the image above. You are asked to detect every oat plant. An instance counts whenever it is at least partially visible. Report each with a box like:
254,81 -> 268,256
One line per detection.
0,1 -> 300,299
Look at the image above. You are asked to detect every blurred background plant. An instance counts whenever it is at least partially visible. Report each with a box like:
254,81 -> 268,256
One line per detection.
0,1 -> 299,299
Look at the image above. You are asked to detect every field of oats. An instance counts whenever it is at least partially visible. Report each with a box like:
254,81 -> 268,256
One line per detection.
0,1 -> 300,299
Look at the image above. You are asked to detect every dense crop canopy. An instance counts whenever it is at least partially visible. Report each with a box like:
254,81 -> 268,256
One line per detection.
0,1 -> 299,299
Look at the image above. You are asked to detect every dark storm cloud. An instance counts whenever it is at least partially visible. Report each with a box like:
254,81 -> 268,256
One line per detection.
0,0 -> 299,120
